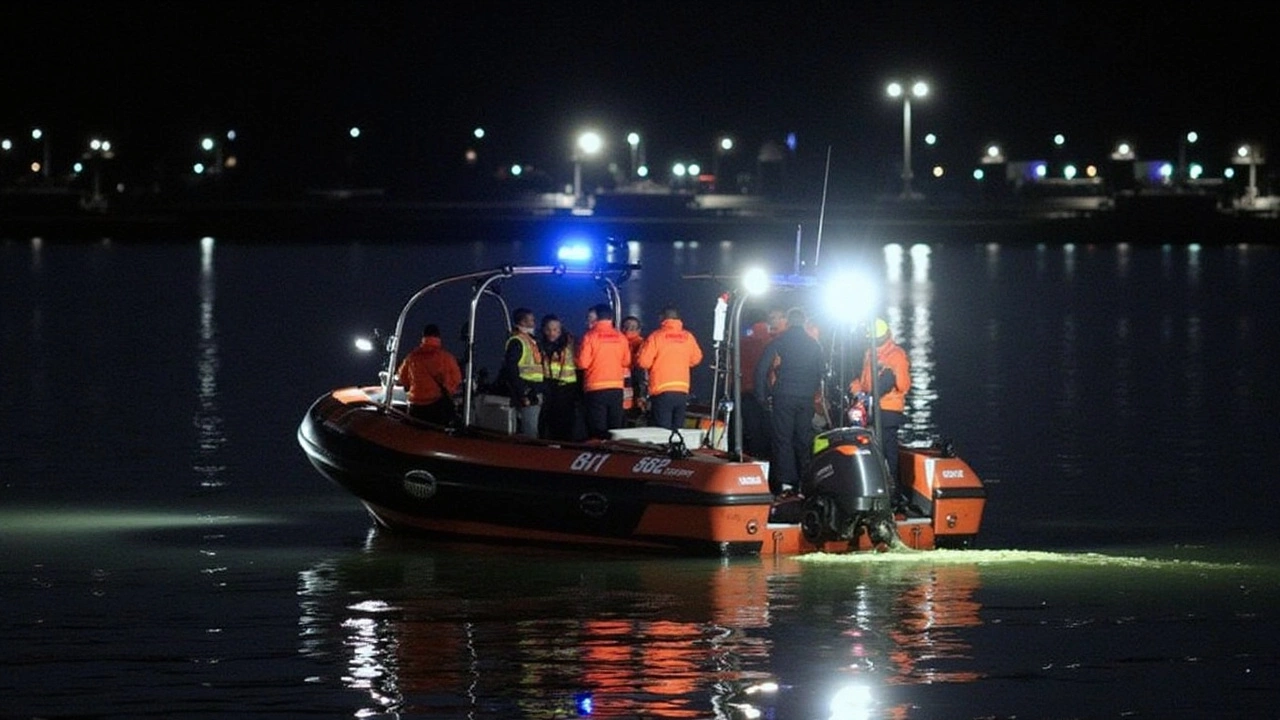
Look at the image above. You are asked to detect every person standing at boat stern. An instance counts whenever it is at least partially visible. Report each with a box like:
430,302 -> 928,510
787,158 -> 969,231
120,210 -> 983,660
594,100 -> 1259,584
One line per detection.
576,302 -> 631,439
637,305 -> 703,431
397,323 -> 463,425
736,308 -> 773,459
500,307 -> 545,436
755,307 -> 824,495
621,315 -> 648,422
539,314 -> 582,441
850,318 -> 911,488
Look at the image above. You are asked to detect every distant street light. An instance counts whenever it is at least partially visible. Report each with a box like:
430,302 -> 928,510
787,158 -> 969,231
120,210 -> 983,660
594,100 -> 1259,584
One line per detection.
886,80 -> 928,199
573,130 -> 603,204
627,132 -> 640,180
1232,143 -> 1264,205
83,137 -> 114,211
31,127 -> 51,179
1110,141 -> 1135,161
1178,131 -> 1198,186
712,136 -> 733,191
200,135 -> 224,175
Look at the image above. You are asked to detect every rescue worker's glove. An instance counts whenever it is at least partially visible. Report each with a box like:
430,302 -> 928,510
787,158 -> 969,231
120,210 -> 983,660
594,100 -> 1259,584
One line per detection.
876,368 -> 896,394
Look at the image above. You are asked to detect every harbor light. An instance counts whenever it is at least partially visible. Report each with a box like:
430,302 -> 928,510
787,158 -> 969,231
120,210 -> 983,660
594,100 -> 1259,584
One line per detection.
1110,141 -> 1135,160
627,131 -> 641,179
886,79 -> 929,199
573,130 -> 603,203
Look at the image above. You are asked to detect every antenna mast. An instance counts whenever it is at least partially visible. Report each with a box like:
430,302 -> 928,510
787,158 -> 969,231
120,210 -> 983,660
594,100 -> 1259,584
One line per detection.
814,145 -> 832,267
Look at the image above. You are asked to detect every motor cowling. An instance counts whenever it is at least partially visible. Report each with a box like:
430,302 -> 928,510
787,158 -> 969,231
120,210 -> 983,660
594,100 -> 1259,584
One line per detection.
799,428 -> 896,546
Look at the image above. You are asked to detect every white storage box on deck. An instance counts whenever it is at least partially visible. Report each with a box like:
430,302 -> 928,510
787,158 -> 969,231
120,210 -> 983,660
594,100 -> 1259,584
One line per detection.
609,426 -> 706,447
472,393 -> 516,434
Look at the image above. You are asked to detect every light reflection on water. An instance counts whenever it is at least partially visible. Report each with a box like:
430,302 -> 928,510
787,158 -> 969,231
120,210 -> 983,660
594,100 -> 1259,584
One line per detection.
4,236 -> 1280,717
194,235 -> 226,489
291,533 -> 1280,719
295,532 -> 992,719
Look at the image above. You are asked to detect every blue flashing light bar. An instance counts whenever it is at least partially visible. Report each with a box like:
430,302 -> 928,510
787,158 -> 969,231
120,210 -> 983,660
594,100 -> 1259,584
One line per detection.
556,241 -> 594,264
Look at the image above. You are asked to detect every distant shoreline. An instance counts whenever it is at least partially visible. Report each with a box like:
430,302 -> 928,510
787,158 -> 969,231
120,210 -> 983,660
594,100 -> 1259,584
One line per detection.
2,191 -> 1276,245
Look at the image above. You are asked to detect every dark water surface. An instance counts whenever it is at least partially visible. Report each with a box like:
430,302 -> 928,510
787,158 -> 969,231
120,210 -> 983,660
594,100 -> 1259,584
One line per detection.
3,234 -> 1280,718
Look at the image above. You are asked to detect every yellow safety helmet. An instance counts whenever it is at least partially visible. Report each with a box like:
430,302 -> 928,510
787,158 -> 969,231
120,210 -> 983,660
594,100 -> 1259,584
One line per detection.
873,318 -> 890,342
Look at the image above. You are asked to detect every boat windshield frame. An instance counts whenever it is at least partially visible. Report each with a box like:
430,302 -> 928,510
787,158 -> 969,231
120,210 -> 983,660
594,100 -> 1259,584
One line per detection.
694,272 -> 881,458
380,262 -> 639,426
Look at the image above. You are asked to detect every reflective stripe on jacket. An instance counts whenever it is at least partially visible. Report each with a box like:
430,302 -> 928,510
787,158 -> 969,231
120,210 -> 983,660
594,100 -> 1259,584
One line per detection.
543,343 -> 578,385
507,332 -> 545,382
637,318 -> 703,395
576,320 -> 631,391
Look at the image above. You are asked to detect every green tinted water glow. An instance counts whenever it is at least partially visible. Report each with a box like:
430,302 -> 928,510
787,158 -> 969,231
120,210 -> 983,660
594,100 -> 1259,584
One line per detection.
797,547 -> 1252,571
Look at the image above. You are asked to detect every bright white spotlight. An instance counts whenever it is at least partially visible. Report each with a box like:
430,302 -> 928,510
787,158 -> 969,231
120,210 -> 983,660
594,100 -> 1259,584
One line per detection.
825,269 -> 878,322
742,267 -> 770,296
354,337 -> 374,352
829,683 -> 874,720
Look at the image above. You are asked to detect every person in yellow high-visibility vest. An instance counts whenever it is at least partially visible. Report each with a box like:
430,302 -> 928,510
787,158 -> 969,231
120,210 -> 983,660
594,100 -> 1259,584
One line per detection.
499,307 -> 545,436
538,314 -> 582,441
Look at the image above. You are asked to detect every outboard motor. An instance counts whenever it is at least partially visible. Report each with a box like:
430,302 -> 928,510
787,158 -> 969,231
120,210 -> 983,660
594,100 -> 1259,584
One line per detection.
799,427 -> 898,548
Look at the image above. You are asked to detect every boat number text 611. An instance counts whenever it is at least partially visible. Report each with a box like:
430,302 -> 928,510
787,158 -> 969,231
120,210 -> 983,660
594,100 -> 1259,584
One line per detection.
570,452 -> 611,473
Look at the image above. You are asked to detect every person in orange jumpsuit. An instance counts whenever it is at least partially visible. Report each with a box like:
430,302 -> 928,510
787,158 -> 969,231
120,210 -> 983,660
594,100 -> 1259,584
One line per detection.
637,305 -> 704,430
396,323 -> 462,425
620,315 -> 648,421
576,302 -> 631,439
850,318 -> 911,484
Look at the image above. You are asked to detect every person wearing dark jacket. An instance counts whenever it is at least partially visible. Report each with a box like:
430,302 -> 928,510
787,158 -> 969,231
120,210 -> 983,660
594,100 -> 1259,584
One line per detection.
754,307 -> 824,495
538,314 -> 583,441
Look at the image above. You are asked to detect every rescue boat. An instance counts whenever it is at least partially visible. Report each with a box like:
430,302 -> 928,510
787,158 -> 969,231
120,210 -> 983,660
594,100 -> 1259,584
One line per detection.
296,257 -> 985,555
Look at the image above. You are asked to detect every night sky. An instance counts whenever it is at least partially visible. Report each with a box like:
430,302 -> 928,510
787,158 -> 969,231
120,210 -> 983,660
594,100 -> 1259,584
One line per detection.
6,1 -> 1276,193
